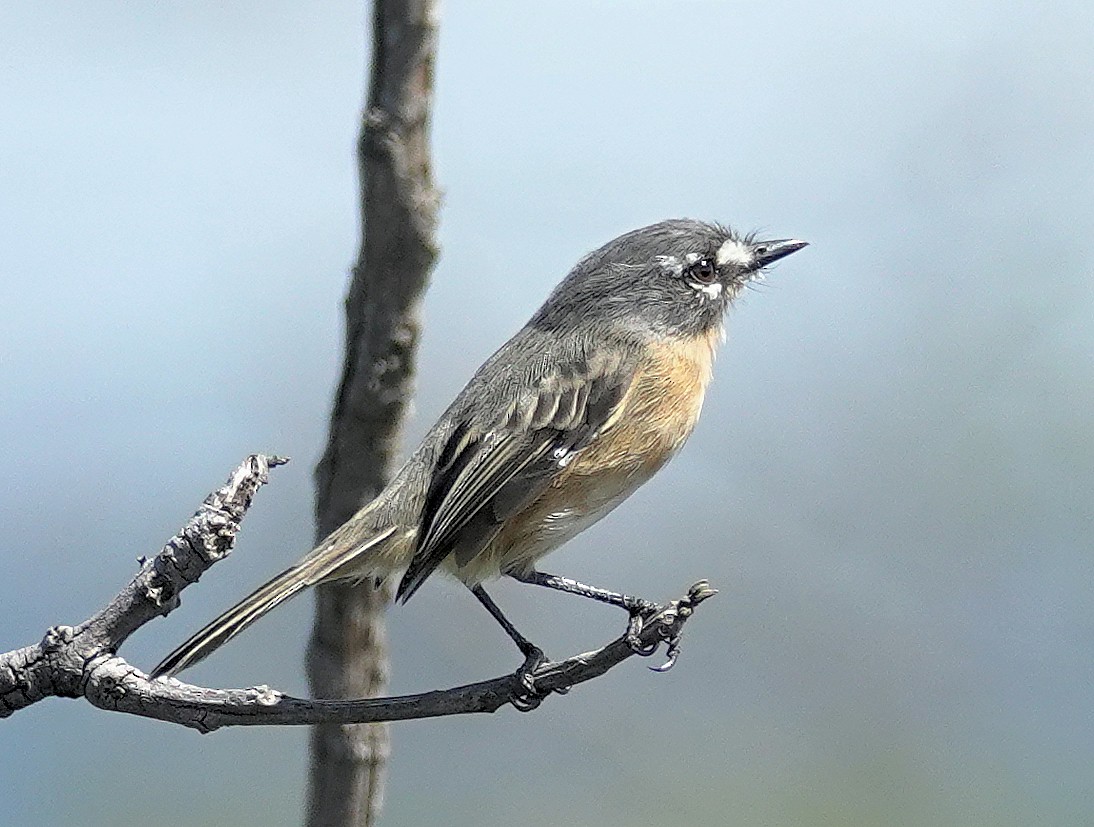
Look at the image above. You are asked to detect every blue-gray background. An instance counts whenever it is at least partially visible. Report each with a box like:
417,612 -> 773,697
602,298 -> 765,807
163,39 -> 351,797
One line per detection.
3,2 -> 1092,825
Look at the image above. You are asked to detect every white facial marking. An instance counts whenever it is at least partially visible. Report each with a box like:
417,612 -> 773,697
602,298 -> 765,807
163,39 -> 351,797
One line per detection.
715,238 -> 753,267
653,254 -> 682,276
692,281 -> 723,299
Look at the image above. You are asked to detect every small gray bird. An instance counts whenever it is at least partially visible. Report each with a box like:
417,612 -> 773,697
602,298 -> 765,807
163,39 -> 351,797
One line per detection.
153,219 -> 806,690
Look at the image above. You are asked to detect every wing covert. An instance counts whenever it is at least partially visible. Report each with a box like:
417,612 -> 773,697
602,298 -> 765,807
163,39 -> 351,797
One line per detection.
395,350 -> 636,602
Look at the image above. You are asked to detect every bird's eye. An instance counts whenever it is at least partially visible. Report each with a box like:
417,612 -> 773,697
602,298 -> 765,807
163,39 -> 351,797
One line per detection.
688,258 -> 717,284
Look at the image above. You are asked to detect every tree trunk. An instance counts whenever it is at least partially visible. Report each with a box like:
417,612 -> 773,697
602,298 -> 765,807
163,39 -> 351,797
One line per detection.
306,2 -> 440,825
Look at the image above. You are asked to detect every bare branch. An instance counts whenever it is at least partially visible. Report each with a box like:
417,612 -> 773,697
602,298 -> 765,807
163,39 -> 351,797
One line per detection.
1,453 -> 715,733
81,581 -> 715,732
0,454 -> 286,718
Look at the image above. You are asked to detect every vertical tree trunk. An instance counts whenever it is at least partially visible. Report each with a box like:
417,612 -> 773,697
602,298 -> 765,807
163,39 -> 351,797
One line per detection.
307,2 -> 439,825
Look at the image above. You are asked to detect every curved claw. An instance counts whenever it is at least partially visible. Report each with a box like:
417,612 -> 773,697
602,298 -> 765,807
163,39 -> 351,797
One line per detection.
635,581 -> 715,673
509,687 -> 544,712
648,639 -> 681,672
627,634 -> 660,657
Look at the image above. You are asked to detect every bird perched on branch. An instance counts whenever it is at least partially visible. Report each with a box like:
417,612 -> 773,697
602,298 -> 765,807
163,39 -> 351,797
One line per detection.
153,219 -> 807,697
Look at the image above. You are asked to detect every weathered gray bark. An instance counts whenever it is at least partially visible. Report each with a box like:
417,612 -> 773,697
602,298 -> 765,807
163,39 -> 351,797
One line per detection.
0,454 -> 716,731
306,1 -> 440,824
0,455 -> 286,717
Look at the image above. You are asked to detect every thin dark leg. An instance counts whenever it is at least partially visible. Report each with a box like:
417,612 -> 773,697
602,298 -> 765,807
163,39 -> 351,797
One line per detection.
508,569 -> 660,656
470,584 -> 546,707
470,584 -> 540,659
508,569 -> 657,614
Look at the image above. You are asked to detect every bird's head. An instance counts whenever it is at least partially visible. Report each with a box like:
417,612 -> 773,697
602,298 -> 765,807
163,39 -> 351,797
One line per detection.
533,219 -> 808,340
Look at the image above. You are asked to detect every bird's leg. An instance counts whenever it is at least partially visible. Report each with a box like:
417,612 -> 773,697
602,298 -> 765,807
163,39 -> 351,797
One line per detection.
469,584 -> 547,709
507,569 -> 661,656
508,569 -> 657,612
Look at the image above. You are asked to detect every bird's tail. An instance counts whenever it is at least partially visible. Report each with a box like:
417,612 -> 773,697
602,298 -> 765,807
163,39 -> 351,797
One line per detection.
151,523 -> 397,678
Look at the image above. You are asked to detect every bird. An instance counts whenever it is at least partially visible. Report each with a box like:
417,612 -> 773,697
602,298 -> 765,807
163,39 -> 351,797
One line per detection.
152,219 -> 807,695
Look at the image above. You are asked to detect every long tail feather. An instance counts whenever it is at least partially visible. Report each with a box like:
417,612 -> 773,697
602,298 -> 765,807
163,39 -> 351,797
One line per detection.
151,525 -> 396,678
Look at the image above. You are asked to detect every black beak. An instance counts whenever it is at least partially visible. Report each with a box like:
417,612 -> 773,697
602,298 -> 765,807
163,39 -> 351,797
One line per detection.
752,238 -> 808,268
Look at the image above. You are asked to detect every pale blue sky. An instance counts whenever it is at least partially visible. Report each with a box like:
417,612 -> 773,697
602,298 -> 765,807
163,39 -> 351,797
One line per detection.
3,2 -> 1094,825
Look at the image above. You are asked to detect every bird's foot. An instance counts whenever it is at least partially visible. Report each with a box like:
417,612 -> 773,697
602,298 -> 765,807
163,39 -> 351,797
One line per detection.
628,580 -> 719,672
509,645 -> 550,712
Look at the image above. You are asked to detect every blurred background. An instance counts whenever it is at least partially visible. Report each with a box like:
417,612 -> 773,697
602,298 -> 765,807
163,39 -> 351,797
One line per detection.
2,1 -> 1093,825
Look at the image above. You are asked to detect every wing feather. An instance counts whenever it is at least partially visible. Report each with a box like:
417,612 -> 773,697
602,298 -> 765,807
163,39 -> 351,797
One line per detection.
395,351 -> 635,602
